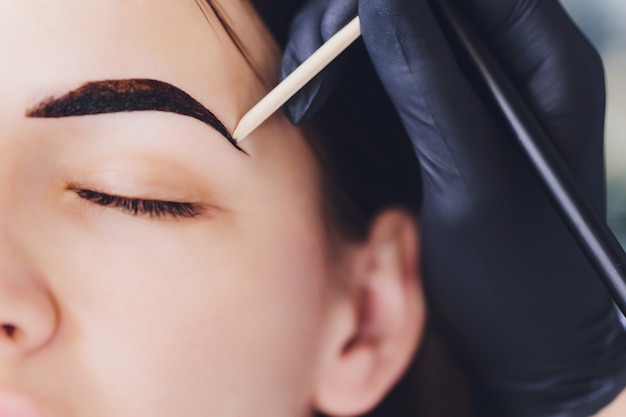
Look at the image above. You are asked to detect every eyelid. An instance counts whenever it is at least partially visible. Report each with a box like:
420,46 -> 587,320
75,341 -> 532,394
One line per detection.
71,187 -> 205,220
66,175 -> 207,205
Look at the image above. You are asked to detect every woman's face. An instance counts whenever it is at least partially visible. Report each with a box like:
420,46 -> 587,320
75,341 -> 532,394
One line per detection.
0,1 -> 341,416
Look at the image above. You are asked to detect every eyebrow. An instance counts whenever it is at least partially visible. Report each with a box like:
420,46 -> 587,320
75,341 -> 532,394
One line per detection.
26,78 -> 245,153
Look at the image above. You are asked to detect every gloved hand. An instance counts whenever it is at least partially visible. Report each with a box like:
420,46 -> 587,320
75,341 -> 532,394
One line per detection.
280,0 -> 626,415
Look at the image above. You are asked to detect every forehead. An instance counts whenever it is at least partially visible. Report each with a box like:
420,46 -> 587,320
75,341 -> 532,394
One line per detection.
0,0 -> 278,126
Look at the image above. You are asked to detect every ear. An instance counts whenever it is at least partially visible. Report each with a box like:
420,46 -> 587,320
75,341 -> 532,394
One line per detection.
312,209 -> 426,417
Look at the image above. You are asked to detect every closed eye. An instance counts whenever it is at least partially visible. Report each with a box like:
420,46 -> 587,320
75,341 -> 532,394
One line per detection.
72,188 -> 204,219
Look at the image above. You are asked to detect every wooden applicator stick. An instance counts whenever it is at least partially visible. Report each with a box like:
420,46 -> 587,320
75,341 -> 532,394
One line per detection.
232,16 -> 361,142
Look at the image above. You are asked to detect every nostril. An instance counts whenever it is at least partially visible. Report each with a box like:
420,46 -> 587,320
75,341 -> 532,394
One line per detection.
2,324 -> 17,338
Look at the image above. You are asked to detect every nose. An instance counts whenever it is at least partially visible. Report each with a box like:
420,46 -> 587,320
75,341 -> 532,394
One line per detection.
0,232 -> 58,357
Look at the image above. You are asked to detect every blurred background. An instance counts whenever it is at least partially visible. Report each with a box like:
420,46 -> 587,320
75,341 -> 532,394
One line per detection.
560,0 -> 626,244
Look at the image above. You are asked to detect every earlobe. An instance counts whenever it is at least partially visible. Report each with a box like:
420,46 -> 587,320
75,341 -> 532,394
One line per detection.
312,210 -> 426,417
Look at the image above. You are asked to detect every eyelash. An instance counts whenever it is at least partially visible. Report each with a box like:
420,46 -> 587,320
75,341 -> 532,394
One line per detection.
73,188 -> 203,219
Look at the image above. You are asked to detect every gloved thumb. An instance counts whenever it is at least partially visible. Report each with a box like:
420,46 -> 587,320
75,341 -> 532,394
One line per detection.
280,0 -> 357,124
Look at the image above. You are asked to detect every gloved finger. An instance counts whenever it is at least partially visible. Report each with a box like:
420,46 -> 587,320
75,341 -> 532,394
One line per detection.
447,0 -> 606,211
279,0 -> 357,124
358,0 -> 514,204
319,0 -> 358,39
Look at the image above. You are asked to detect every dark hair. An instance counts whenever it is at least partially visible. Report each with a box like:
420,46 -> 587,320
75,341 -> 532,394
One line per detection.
204,1 -> 475,415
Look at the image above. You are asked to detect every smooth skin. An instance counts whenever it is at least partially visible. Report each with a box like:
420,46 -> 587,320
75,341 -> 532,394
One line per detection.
0,1 -> 424,417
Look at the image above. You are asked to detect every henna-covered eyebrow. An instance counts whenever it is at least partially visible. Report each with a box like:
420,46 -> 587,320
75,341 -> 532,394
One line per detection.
26,78 -> 245,153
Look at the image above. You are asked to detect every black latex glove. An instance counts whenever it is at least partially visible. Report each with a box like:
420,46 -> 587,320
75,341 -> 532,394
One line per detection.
280,0 -> 626,415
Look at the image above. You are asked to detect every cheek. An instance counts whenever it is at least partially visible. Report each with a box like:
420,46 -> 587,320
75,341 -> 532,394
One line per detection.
20,193 -> 331,416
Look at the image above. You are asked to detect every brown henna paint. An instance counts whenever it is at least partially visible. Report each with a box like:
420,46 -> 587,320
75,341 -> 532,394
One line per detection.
27,79 -> 245,153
